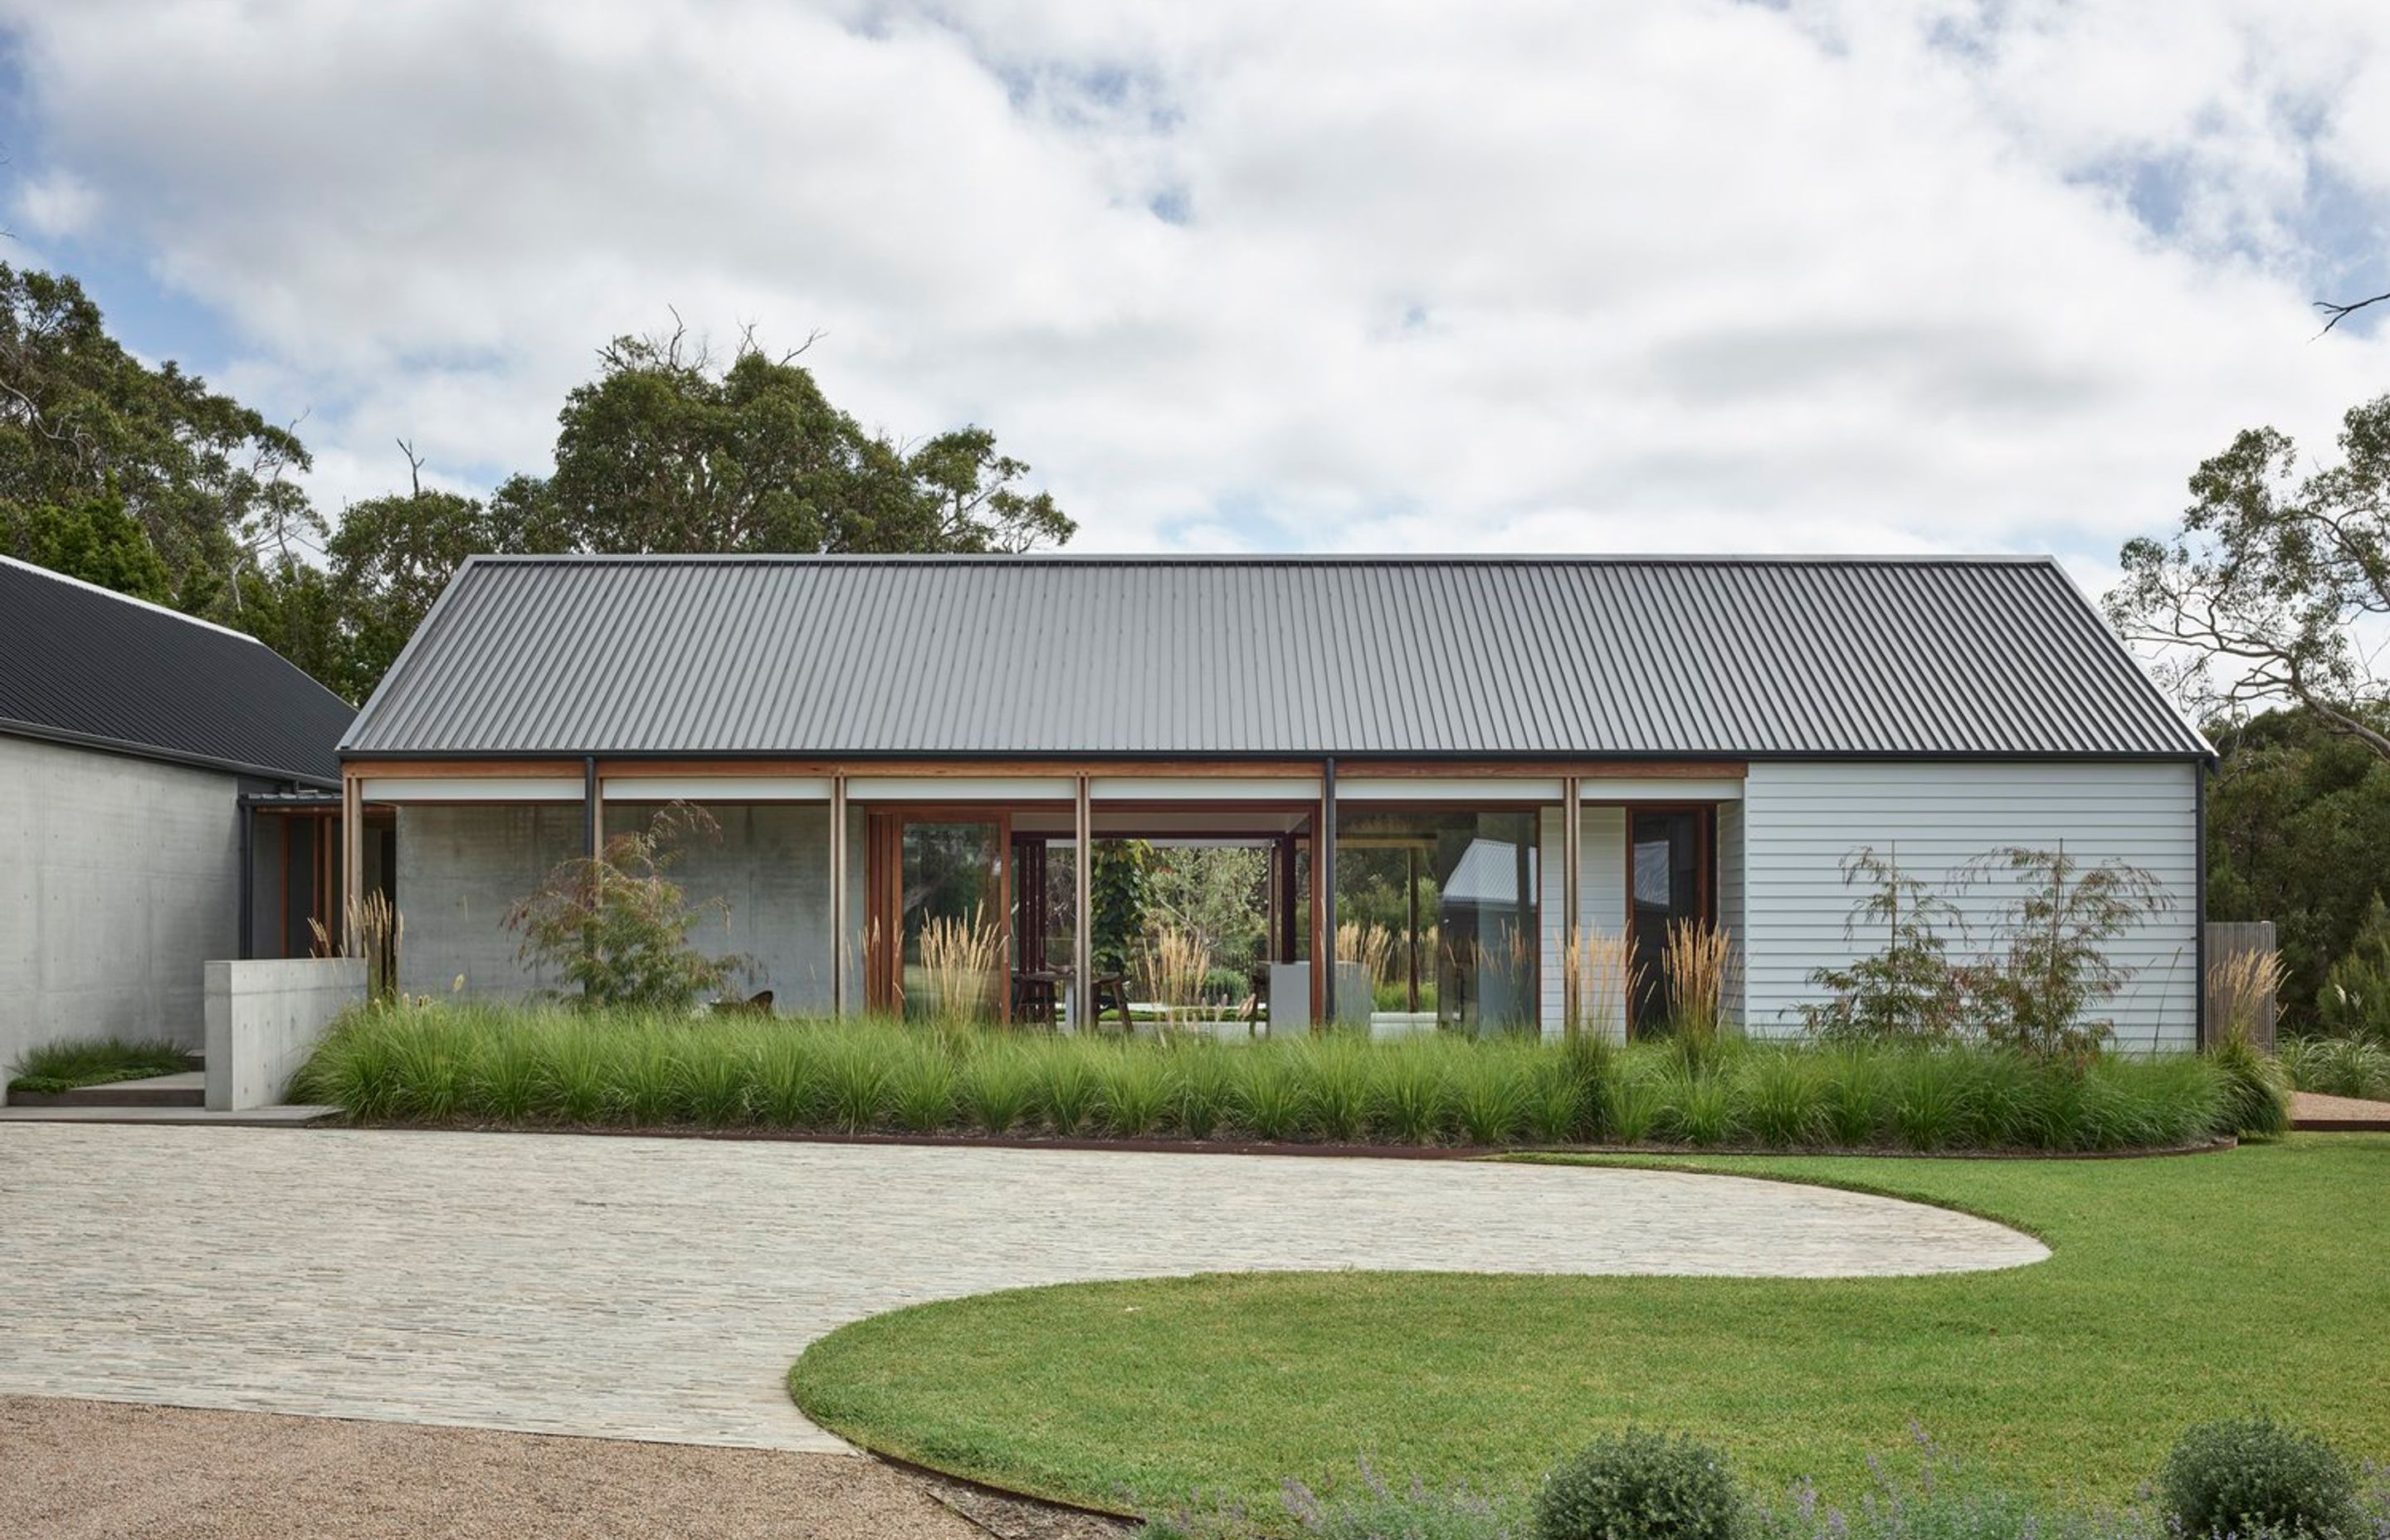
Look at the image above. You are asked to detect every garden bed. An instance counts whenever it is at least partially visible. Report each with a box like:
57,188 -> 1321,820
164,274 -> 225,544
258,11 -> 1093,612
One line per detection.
5,1036 -> 197,1098
291,1003 -> 2260,1156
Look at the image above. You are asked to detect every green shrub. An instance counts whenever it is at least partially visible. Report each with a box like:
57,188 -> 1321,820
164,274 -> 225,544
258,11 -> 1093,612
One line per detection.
1236,1050 -> 1307,1141
960,1049 -> 1037,1135
1603,1064 -> 1668,1144
1739,1051 -> 1826,1147
1451,1048 -> 1532,1146
2315,894 -> 2390,1046
823,1036 -> 891,1133
2207,1040 -> 2290,1138
2279,1035 -> 2390,1100
1368,1044 -> 1445,1144
1300,1039 -> 1373,1142
2158,1414 -> 2360,1540
888,1043 -> 958,1133
1036,1045 -> 1099,1135
1168,1045 -> 1233,1140
1888,1050 -> 1970,1151
1534,1430 -> 1744,1540
1098,1048 -> 1168,1137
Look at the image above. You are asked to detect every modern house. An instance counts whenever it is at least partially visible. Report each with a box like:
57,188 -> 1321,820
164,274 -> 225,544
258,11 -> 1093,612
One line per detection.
0,556 -> 362,1075
337,554 -> 2213,1045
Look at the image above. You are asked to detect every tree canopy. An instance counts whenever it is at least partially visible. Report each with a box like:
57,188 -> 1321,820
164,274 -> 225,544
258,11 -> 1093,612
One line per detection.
0,265 -> 317,617
0,267 -> 1073,701
2108,394 -> 2390,762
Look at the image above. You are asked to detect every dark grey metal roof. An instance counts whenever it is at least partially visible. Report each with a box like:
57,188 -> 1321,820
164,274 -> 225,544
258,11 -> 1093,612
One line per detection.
0,557 -> 354,787
341,554 -> 2208,762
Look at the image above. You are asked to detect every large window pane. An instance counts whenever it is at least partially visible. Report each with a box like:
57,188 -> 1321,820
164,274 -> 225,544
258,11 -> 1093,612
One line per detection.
1335,808 -> 1539,1036
1630,808 -> 1705,1031
901,820 -> 1002,1020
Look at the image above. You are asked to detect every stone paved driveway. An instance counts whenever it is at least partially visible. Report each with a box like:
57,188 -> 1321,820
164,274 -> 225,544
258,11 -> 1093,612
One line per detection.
0,1126 -> 2045,1451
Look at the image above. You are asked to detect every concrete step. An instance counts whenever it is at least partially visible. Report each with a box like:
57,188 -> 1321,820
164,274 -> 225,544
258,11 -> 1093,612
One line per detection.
15,1070 -> 206,1109
0,1103 -> 339,1127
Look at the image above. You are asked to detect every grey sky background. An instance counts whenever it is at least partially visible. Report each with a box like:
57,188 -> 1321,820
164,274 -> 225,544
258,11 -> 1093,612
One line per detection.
5,0 -> 2388,589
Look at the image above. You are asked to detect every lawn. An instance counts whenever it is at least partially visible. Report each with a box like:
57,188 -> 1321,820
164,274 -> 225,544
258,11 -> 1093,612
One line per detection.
789,1135 -> 2390,1519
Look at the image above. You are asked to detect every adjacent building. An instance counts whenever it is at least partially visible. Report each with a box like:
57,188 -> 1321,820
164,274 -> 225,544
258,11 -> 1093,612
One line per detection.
0,556 -> 360,1074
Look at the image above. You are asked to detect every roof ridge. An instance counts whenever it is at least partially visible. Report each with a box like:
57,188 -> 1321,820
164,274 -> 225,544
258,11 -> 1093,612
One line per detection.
0,553 -> 262,643
458,551 -> 2059,568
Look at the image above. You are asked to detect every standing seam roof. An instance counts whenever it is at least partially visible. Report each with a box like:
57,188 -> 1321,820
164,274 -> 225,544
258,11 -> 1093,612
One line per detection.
340,555 -> 2211,761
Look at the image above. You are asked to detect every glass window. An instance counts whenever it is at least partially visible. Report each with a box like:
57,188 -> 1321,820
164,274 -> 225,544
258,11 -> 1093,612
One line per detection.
1630,808 -> 1706,1031
1335,808 -> 1539,1037
900,819 -> 1004,1020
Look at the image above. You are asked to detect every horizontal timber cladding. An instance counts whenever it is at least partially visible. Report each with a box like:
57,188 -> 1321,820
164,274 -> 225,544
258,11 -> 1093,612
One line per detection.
1739,760 -> 2201,1050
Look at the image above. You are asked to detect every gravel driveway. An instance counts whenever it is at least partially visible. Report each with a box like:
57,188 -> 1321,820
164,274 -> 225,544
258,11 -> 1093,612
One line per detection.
0,1125 -> 2044,1450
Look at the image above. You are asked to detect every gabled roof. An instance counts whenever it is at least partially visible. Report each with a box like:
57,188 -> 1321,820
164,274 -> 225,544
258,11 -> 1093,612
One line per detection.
0,556 -> 354,787
341,554 -> 2210,762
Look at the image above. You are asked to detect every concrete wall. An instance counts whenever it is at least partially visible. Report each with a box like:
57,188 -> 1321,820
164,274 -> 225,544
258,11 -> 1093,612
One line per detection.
204,957 -> 366,1110
1741,760 -> 2202,1049
398,800 -> 846,1010
0,733 -> 241,1072
603,802 -> 839,1011
396,803 -> 582,998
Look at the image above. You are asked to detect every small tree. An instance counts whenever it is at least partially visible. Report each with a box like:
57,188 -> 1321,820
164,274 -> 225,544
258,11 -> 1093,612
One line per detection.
1959,845 -> 2170,1059
505,802 -> 744,1011
1797,846 -> 1971,1044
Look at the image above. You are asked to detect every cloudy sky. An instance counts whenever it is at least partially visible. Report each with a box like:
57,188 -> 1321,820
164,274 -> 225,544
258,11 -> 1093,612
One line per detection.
4,1 -> 2388,586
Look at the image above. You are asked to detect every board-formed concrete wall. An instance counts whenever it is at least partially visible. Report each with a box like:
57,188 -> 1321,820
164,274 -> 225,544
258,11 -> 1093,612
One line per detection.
604,802 -> 840,1011
395,803 -> 583,999
398,801 -> 846,1010
0,733 -> 241,1072
204,957 -> 366,1109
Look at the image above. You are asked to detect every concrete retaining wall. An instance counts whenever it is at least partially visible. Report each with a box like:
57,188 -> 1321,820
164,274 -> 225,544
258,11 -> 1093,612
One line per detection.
204,957 -> 366,1110
0,733 -> 243,1074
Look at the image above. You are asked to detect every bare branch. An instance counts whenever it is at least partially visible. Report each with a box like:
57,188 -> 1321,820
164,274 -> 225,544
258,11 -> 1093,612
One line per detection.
2314,290 -> 2390,337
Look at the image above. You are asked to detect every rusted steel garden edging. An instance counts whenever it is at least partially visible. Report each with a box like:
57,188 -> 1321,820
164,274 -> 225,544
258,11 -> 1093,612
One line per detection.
318,1118 -> 2239,1162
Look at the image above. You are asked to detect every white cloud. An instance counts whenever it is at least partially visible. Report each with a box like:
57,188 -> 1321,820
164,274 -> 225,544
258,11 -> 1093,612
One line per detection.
12,166 -> 100,237
3,0 -> 2388,582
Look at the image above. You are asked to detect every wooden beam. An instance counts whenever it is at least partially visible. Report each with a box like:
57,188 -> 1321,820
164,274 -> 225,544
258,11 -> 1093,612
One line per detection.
829,774 -> 847,1016
342,758 -> 584,778
339,768 -> 363,948
1563,776 -> 1583,1036
1074,774 -> 1092,1032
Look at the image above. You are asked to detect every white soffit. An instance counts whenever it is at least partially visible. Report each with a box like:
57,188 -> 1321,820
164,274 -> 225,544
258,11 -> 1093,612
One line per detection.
602,775 -> 832,802
1577,777 -> 1744,802
1336,777 -> 1563,801
1091,776 -> 1323,802
847,776 -> 1076,801
360,777 -> 583,802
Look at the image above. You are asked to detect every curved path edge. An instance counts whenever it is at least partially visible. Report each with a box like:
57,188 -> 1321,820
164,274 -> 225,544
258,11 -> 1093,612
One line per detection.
0,1124 -> 2046,1452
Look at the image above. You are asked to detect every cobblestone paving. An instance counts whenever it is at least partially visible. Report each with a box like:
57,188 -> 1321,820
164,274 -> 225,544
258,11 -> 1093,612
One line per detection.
0,1126 -> 2046,1452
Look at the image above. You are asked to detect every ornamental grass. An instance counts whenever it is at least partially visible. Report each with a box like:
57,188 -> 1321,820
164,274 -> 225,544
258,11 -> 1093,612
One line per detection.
291,1001 -> 2251,1153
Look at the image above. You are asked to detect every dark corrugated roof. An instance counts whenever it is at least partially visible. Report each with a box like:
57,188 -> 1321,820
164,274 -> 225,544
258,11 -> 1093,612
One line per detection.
341,554 -> 2209,761
0,557 -> 354,786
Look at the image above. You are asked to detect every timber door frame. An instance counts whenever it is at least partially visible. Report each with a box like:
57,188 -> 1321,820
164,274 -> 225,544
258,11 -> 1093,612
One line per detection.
863,806 -> 1017,1021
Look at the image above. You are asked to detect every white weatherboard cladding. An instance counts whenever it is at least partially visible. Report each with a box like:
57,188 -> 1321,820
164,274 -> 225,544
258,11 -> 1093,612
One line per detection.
1740,761 -> 2200,1050
1717,799 -> 1747,1026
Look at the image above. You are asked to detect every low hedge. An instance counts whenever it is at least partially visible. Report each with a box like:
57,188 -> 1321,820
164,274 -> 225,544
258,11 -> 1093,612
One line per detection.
290,1003 -> 2261,1153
